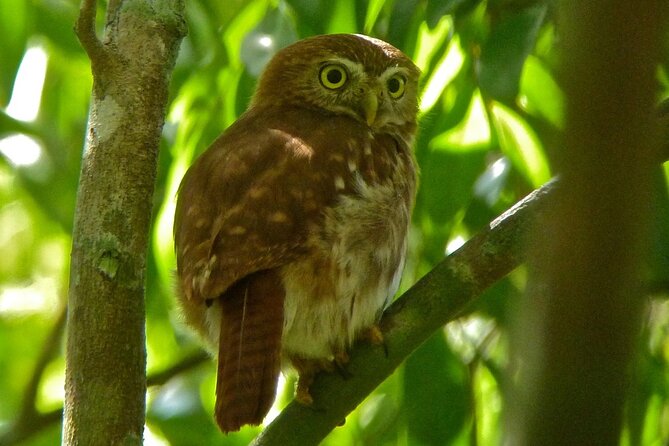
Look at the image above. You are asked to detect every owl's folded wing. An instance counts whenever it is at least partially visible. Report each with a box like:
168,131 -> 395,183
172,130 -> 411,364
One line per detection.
174,108 -> 357,303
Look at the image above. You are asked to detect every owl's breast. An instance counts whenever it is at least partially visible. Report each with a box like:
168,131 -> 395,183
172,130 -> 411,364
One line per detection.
280,131 -> 417,360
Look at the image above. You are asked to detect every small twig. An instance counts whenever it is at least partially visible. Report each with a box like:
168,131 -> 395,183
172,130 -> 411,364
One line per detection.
147,350 -> 210,387
17,306 -> 67,422
74,0 -> 104,61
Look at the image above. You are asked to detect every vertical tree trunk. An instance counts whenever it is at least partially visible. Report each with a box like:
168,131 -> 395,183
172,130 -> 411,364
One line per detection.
63,1 -> 186,444
508,1 -> 664,444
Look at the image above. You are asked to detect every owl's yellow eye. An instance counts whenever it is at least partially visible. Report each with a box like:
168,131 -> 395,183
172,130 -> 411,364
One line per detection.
319,65 -> 348,89
387,74 -> 406,99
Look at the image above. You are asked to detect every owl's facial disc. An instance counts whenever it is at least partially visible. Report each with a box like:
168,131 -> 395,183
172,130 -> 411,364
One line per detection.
314,57 -> 413,129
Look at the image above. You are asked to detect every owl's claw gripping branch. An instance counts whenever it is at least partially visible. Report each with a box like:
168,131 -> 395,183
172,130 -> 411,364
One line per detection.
173,33 -> 419,433
333,352 -> 353,380
295,375 -> 315,406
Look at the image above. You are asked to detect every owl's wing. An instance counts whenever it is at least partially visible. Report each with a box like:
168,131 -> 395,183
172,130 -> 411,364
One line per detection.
175,115 -> 320,303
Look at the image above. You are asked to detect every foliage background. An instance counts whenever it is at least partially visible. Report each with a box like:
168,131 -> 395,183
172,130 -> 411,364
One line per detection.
1,0 -> 668,445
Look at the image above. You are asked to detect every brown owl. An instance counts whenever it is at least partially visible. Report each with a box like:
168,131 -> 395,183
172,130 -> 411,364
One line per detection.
174,33 -> 419,433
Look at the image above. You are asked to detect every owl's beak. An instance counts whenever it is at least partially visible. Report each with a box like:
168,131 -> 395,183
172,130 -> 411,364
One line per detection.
362,92 -> 378,126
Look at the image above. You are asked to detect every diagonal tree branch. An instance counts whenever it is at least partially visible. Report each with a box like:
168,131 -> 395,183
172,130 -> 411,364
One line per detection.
251,179 -> 557,446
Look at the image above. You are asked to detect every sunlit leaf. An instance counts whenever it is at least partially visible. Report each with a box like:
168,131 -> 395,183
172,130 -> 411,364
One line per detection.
364,0 -> 387,34
223,0 -> 271,68
413,15 -> 453,72
327,0 -> 357,34
519,55 -> 564,128
430,89 -> 491,152
241,6 -> 298,76
490,101 -> 551,187
420,34 -> 465,113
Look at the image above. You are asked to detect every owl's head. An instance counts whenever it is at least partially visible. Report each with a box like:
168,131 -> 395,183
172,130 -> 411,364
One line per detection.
251,34 -> 420,132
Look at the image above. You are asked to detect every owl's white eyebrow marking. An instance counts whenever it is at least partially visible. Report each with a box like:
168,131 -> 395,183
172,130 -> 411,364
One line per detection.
380,66 -> 411,80
228,225 -> 247,235
322,58 -> 364,78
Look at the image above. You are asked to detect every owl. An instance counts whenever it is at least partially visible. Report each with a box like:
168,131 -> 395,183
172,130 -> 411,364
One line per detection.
174,33 -> 420,433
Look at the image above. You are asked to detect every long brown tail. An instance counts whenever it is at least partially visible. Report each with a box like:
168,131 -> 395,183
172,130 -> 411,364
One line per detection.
215,269 -> 284,433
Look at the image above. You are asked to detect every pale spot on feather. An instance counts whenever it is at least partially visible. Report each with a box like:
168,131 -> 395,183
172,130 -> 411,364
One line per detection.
304,200 -> 318,211
195,218 -> 207,229
228,225 -> 247,235
363,141 -> 372,156
187,205 -> 198,216
329,153 -> 345,163
249,186 -> 269,199
334,176 -> 345,191
347,159 -> 357,172
269,211 -> 290,223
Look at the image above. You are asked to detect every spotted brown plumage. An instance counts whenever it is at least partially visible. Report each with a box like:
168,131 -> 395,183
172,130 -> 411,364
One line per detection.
174,33 -> 419,433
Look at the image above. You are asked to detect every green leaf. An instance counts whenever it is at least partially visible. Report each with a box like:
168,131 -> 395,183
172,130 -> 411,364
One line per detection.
241,6 -> 298,76
404,332 -> 471,445
425,0 -> 467,28
364,0 -> 387,33
429,89 -> 491,152
478,4 -> 547,101
489,101 -> 551,187
326,0 -> 358,34
420,34 -> 466,114
519,55 -> 564,128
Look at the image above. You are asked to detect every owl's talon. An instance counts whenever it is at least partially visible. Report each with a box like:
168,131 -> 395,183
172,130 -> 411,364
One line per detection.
334,350 -> 350,365
334,360 -> 353,380
295,387 -> 314,406
365,324 -> 385,345
364,324 -> 388,357
295,374 -> 315,406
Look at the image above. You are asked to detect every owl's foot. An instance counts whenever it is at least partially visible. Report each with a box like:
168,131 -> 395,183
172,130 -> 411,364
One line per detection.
363,324 -> 388,357
333,351 -> 352,379
291,356 -> 333,406
295,373 -> 315,406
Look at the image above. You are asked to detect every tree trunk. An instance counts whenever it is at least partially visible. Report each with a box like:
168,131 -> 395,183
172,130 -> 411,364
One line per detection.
63,1 -> 186,444
507,1 -> 664,444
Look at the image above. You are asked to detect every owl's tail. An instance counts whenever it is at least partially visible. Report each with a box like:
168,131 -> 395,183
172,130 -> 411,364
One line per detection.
215,269 -> 284,433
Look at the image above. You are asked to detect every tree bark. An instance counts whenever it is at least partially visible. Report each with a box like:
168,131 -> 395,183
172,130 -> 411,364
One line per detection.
63,1 -> 186,444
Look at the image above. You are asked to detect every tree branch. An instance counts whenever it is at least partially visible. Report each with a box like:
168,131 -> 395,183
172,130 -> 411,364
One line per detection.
74,0 -> 104,61
251,179 -> 557,446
